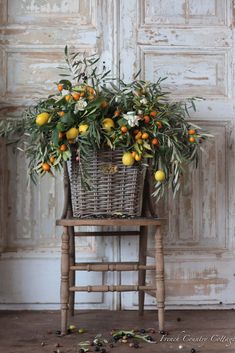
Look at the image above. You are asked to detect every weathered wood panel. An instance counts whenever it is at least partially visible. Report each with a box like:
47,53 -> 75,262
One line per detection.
140,47 -> 230,98
120,0 -> 235,308
0,0 -> 235,309
0,0 -> 120,309
141,0 -> 229,26
0,138 -> 7,252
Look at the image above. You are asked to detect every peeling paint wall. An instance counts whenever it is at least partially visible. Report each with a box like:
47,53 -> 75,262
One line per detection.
120,0 -> 235,309
0,0 -> 235,309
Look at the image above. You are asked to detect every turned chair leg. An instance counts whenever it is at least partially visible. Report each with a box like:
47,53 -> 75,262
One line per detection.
61,226 -> 70,335
69,226 -> 75,317
138,226 -> 148,315
155,225 -> 165,331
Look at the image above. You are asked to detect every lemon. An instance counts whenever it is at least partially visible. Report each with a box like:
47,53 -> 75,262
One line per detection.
69,325 -> 76,330
102,118 -> 115,131
122,152 -> 135,166
66,127 -> 79,140
36,112 -> 50,126
79,124 -> 89,134
154,170 -> 166,182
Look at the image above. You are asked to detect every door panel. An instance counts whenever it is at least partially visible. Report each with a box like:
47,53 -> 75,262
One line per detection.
0,0 -> 120,310
120,0 -> 235,308
0,0 -> 234,309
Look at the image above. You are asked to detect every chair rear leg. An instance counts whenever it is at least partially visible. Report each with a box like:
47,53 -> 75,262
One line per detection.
138,226 -> 148,315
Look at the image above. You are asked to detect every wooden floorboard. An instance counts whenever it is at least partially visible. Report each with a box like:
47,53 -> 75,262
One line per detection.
0,310 -> 234,353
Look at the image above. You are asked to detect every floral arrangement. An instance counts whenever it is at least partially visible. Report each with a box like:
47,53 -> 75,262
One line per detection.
0,46 -> 211,199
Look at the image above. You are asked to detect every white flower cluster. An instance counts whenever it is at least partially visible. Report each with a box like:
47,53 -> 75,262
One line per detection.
74,99 -> 88,113
123,111 -> 141,127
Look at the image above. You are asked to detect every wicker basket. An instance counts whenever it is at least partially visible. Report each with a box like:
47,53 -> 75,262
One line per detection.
68,149 -> 146,218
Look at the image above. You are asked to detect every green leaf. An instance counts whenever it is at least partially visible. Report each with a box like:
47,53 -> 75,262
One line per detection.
61,112 -> 74,125
52,129 -> 59,146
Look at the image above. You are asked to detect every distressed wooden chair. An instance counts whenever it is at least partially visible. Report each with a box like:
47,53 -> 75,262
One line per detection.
56,163 -> 166,335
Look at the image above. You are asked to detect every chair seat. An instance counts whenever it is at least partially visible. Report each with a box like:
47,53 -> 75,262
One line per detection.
56,217 -> 165,227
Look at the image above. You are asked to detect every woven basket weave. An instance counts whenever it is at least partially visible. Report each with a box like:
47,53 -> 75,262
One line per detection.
68,149 -> 146,218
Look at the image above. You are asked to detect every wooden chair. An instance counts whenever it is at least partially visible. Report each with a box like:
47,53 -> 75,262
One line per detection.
56,164 -> 166,335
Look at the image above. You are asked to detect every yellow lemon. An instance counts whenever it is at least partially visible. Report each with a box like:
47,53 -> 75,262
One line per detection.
122,152 -> 135,166
69,325 -> 76,330
66,127 -> 79,140
36,112 -> 50,126
154,170 -> 166,182
79,124 -> 89,134
102,118 -> 115,131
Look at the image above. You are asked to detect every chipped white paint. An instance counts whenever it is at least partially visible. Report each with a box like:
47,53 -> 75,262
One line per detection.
120,0 -> 235,309
0,0 -> 235,309
0,0 -> 120,309
0,139 -> 7,252
141,0 -> 229,26
140,47 -> 230,98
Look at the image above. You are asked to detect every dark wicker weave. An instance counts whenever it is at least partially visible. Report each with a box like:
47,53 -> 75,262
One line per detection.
68,149 -> 146,218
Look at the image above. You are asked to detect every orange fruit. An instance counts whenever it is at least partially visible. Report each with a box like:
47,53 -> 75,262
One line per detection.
188,129 -> 196,135
57,111 -> 65,117
188,137 -> 195,143
150,111 -> 157,117
142,132 -> 149,139
133,129 -> 139,135
131,151 -> 137,158
57,84 -> 63,92
152,138 -> 159,145
156,121 -> 162,129
100,101 -> 108,109
143,115 -> 150,123
135,132 -> 142,140
49,156 -> 55,164
121,126 -> 128,133
42,163 -> 50,172
60,144 -> 67,151
72,92 -> 80,101
58,132 -> 65,140
114,110 -> 121,117
65,95 -> 71,102
88,87 -> 95,95
80,91 -> 85,97
88,95 -> 95,101
135,154 -> 141,161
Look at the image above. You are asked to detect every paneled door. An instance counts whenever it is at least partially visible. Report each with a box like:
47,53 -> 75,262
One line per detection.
120,0 -> 235,309
0,0 -> 235,310
0,0 -> 120,310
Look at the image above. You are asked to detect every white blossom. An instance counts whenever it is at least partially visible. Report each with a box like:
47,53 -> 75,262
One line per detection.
123,111 -> 141,127
74,99 -> 88,113
140,98 -> 148,105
